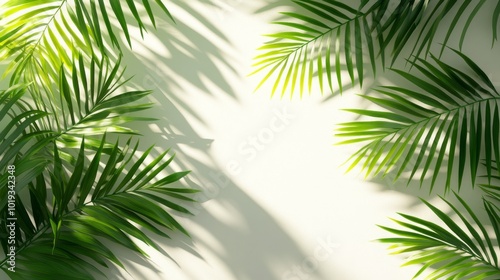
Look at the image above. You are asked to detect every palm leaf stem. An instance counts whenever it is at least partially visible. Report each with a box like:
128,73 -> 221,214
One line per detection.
7,0 -> 69,86
25,1 -> 68,64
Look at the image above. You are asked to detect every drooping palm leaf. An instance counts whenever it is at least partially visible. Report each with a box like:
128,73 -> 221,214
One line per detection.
0,0 -> 174,87
337,50 -> 500,193
0,135 -> 198,279
251,0 -> 500,97
379,194 -> 500,279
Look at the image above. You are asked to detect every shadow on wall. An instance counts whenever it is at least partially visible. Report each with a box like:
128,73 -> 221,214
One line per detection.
112,1 -> 331,279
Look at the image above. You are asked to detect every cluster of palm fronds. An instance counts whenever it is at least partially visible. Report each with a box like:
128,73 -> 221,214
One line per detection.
0,1 -> 198,279
254,0 -> 500,278
252,0 -> 500,97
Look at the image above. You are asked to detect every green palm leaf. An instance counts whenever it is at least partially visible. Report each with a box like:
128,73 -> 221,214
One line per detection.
252,0 -> 500,97
0,85 -> 54,212
379,194 -> 500,279
0,0 -> 174,87
0,135 -> 198,279
337,50 -> 500,193
0,1 -> 201,278
24,54 -> 155,163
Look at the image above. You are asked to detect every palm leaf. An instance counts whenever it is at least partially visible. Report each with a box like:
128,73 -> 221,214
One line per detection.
252,0 -> 500,97
0,1 -> 199,278
0,85 -> 54,211
337,50 -> 500,193
379,194 -> 500,279
0,0 -> 174,87
0,136 -> 198,279
25,54 -> 155,163
251,0 -> 383,97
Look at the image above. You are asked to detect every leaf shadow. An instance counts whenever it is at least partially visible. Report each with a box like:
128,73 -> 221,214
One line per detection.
104,1 -> 327,279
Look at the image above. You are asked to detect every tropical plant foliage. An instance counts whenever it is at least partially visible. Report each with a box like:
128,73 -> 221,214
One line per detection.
1,135 -> 197,279
254,0 -> 500,279
337,49 -> 500,193
0,85 -> 54,210
0,1 -> 199,279
379,194 -> 500,279
251,0 -> 500,97
0,0 -> 173,86
41,55 -> 155,162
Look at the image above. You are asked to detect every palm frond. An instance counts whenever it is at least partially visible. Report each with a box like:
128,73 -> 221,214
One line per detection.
0,0 -> 174,87
251,0 -> 385,97
252,0 -> 500,97
337,50 -> 500,193
0,85 -> 54,211
379,194 -> 500,279
25,54 -> 155,163
0,135 -> 198,279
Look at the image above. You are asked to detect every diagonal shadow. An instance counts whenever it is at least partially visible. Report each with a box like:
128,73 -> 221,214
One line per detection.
108,1 -> 322,279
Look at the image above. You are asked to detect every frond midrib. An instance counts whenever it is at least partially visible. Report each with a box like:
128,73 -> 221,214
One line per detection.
360,95 -> 500,143
266,12 -> 366,71
20,0 -> 68,76
417,242 -> 500,275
